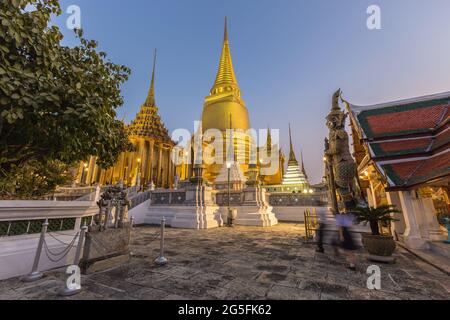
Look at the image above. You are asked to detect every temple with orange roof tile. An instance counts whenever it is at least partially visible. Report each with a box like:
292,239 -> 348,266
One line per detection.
345,91 -> 449,250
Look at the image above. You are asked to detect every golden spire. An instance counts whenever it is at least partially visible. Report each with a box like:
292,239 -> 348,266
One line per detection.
266,126 -> 272,155
145,49 -> 157,107
224,16 -> 229,42
210,17 -> 239,94
301,151 -> 308,179
288,124 -> 298,165
129,49 -> 172,143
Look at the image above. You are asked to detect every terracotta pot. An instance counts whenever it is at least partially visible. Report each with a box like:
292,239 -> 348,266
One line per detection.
362,234 -> 396,257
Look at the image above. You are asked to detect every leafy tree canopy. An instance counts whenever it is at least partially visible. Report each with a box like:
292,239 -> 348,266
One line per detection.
0,0 -> 133,197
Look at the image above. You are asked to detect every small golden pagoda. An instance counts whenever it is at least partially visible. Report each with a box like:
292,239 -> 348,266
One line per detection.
76,50 -> 175,188
259,127 -> 285,186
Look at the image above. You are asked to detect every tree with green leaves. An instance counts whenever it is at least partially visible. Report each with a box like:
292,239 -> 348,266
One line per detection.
353,205 -> 400,236
0,0 -> 133,199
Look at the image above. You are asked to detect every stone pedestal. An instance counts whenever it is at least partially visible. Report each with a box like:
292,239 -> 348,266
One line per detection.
147,185 -> 220,229
233,187 -> 278,227
80,226 -> 131,275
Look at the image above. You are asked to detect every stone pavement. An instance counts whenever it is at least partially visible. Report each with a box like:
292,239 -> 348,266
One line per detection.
0,224 -> 449,300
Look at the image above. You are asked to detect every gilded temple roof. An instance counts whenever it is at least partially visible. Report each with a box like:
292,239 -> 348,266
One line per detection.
127,50 -> 173,145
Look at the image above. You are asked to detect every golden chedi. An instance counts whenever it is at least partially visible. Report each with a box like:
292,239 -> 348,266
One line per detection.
202,18 -> 252,182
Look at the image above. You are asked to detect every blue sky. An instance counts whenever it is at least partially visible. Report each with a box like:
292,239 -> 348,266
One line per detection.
53,0 -> 450,183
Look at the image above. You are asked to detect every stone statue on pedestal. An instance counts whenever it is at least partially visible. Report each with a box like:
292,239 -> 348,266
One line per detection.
82,183 -> 132,274
95,184 -> 130,230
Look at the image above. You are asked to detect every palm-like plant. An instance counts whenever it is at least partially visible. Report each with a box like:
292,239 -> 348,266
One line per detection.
353,205 -> 400,236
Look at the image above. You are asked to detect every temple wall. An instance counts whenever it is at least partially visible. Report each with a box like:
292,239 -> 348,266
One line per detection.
0,201 -> 98,280
272,206 -> 328,223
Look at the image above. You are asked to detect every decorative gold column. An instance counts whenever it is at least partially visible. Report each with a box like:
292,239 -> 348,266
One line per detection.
86,156 -> 96,185
147,140 -> 155,184
166,147 -> 172,188
157,144 -> 163,187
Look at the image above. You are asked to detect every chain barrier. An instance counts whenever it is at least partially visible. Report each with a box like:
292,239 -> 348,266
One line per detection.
22,216 -> 169,284
43,232 -> 80,263
47,231 -> 79,246
22,219 -> 86,283
145,232 -> 161,244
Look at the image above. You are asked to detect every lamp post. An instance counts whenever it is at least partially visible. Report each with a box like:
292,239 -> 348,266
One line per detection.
136,158 -> 142,190
184,150 -> 189,181
227,161 -> 232,227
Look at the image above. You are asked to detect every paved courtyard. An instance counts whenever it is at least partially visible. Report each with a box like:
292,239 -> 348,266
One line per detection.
0,224 -> 449,300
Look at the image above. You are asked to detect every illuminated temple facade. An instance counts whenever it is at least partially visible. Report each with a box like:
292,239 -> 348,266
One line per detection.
76,52 -> 175,189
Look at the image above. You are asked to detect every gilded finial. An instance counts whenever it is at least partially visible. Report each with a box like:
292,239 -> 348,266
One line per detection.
145,49 -> 157,107
301,150 -> 308,178
224,16 -> 228,42
210,17 -> 239,94
288,124 -> 298,164
289,123 -> 293,150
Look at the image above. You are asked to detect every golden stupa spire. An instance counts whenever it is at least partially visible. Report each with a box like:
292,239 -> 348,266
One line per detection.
288,124 -> 298,165
301,151 -> 308,178
145,49 -> 157,107
211,17 -> 239,94
266,125 -> 273,155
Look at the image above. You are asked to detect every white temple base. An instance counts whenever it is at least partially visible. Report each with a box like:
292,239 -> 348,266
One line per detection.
143,183 -> 279,229
145,205 -> 279,229
234,206 -> 278,227
146,206 -> 220,230
217,206 -> 278,227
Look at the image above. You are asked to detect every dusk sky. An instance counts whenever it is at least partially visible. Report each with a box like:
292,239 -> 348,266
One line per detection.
53,0 -> 450,184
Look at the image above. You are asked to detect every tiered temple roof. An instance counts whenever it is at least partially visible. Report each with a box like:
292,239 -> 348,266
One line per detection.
128,50 -> 173,145
348,91 -> 450,190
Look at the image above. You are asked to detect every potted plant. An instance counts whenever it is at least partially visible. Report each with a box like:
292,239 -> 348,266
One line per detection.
353,205 -> 400,263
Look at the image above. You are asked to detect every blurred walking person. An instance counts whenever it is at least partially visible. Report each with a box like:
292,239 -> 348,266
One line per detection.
315,209 -> 327,253
335,213 -> 358,271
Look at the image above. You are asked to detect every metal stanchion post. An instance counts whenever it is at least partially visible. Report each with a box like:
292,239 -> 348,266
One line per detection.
59,224 -> 87,297
22,219 -> 49,282
130,216 -> 135,229
155,218 -> 168,266
73,224 -> 88,266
